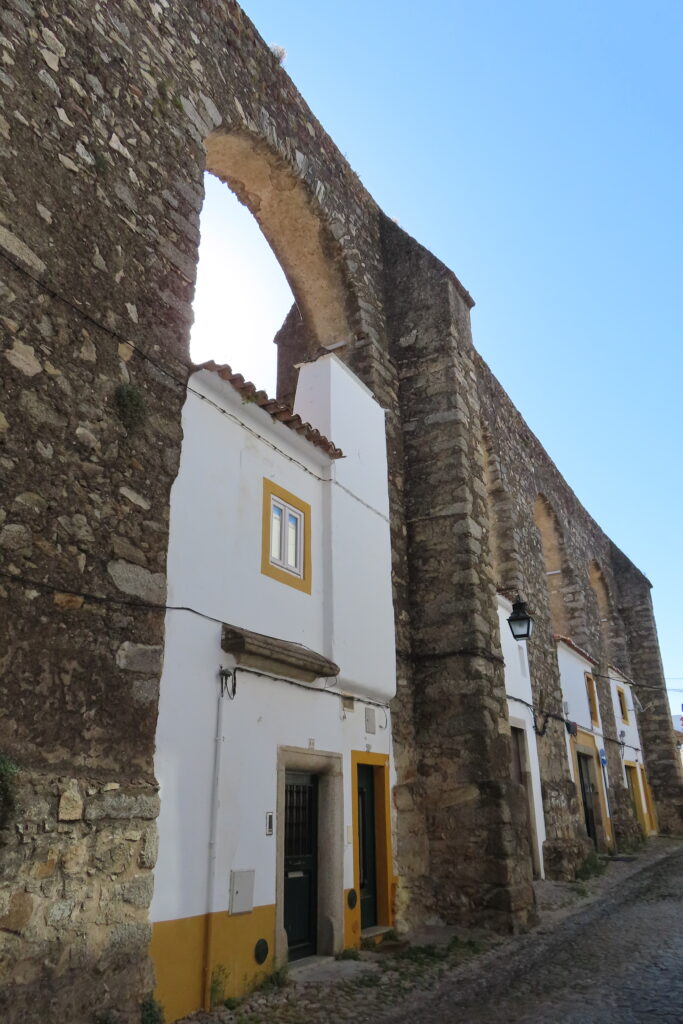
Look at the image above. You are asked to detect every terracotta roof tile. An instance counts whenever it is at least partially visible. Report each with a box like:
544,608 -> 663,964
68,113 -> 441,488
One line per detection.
553,634 -> 599,667
195,360 -> 344,459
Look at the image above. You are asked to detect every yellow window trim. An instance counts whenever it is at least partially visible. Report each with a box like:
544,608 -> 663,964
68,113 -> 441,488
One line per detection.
261,478 -> 312,594
617,685 -> 629,724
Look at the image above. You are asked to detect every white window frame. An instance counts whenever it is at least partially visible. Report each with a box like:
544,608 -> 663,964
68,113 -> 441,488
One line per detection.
269,496 -> 304,578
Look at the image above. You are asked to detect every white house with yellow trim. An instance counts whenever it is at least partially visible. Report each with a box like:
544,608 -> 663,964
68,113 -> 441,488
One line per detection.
555,638 -> 613,850
150,353 -> 397,1021
609,666 -> 657,837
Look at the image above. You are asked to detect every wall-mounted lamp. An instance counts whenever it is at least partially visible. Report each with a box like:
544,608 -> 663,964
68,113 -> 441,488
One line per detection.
219,666 -> 236,700
619,728 -> 626,758
507,600 -> 534,641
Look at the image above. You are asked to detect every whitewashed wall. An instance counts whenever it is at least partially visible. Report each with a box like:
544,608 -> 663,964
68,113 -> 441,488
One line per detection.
152,619 -> 394,922
497,597 -> 546,877
152,354 -> 396,925
295,355 -> 395,698
556,641 -> 604,785
609,673 -> 644,779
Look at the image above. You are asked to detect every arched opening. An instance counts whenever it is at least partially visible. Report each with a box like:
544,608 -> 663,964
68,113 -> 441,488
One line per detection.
533,495 -> 570,635
588,559 -> 614,661
190,173 -> 294,395
196,131 -> 353,403
481,436 -> 522,596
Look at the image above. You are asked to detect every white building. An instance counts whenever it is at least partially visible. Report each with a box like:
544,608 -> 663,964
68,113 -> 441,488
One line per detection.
150,354 -> 397,1020
555,637 -> 655,851
497,596 -> 546,878
555,637 -> 613,850
608,665 -> 657,837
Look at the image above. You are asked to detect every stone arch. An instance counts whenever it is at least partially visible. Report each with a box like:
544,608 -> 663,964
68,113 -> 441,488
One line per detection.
204,130 -> 353,393
588,559 -> 618,662
481,434 -> 523,596
533,495 -> 570,635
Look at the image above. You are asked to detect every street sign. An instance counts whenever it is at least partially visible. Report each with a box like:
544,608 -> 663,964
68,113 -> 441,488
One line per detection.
599,748 -> 608,766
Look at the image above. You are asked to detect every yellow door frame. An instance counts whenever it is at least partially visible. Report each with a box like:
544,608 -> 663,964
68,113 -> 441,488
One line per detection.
640,765 -> 658,833
624,761 -> 649,835
348,751 -> 394,945
571,729 -> 613,848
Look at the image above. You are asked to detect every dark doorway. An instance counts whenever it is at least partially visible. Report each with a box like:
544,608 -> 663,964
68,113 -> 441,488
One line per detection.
284,772 -> 318,960
577,753 -> 598,848
357,764 -> 378,930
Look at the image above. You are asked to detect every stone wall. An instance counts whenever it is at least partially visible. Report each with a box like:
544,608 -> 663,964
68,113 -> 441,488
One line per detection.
380,220 -> 535,928
475,357 -> 683,847
1,0 -> 680,1019
0,1 -> 391,1018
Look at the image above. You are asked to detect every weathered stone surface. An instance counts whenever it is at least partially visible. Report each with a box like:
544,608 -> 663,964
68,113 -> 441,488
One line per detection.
107,561 -> 166,604
115,642 -> 163,675
0,1 -> 678,1020
0,892 -> 33,935
58,784 -> 83,822
0,524 -> 32,552
84,791 -> 160,822
4,341 -> 42,377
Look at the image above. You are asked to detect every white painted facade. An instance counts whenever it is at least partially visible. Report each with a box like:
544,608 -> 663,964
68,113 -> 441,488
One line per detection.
555,640 -> 605,785
556,642 -> 654,836
497,596 -> 546,878
609,669 -> 644,776
608,668 -> 654,832
151,353 -> 396,933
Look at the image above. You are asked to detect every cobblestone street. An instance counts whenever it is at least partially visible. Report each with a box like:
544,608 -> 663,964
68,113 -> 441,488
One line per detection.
383,845 -> 683,1024
184,840 -> 683,1024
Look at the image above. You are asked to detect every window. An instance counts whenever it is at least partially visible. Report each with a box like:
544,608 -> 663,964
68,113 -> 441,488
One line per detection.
617,686 -> 629,724
585,674 -> 600,728
261,479 -> 311,594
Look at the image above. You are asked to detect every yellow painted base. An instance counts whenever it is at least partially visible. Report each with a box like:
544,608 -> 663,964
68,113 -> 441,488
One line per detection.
344,888 -> 361,948
150,904 -> 275,1023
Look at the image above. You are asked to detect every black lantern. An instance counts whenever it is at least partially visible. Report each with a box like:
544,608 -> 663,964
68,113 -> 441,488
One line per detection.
507,600 -> 534,641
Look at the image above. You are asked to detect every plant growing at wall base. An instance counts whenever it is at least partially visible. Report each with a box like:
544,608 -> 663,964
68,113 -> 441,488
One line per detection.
575,850 -> 607,881
210,964 -> 229,1008
0,756 -> 18,828
335,947 -> 360,961
140,996 -> 164,1024
114,384 -> 146,430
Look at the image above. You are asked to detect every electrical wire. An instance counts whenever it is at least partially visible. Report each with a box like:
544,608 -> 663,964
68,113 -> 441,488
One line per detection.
0,568 -> 319,662
506,693 -> 643,752
1,569 -> 392,710
218,663 -> 392,712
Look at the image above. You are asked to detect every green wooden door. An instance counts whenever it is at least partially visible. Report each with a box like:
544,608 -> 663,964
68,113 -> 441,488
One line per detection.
357,764 -> 377,930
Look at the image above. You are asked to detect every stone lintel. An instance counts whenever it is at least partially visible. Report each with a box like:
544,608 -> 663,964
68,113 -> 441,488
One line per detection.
221,622 -> 340,684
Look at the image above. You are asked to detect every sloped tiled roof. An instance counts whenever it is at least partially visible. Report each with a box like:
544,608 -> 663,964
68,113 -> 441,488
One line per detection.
196,360 -> 344,459
553,634 -> 599,667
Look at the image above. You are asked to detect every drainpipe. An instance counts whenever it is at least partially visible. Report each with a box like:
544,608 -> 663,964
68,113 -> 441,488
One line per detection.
203,672 -> 228,1009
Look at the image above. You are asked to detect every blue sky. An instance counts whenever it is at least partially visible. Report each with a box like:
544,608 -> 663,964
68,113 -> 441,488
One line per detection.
191,1 -> 683,717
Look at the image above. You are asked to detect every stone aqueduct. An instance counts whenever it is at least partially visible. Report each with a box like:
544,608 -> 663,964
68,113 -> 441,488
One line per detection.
0,1 -> 681,1019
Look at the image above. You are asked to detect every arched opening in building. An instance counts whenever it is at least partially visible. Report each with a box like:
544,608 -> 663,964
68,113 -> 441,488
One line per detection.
191,173 -> 293,396
533,495 -> 570,636
481,436 -> 522,596
588,559 -> 614,661
191,131 -> 352,404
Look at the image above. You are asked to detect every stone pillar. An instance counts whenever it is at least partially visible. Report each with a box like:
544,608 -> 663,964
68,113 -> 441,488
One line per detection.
381,218 -> 535,930
612,555 -> 683,833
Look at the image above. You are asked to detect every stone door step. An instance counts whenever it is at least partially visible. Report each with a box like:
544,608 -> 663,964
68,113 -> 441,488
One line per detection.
361,925 -> 393,946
